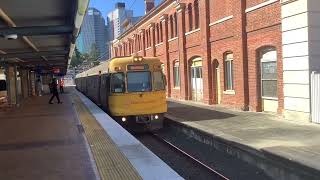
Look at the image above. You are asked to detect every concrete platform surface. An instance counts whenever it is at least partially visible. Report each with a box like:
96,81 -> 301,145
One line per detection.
0,91 -> 97,180
165,99 -> 320,175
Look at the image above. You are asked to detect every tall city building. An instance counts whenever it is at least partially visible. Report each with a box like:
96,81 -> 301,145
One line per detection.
107,3 -> 140,40
76,7 -> 108,60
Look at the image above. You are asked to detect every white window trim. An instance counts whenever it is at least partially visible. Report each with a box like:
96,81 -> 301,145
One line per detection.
223,90 -> 236,95
209,16 -> 233,27
168,37 -> 178,42
185,28 -> 200,36
245,0 -> 279,13
155,42 -> 163,47
137,50 -> 142,53
145,47 -> 151,50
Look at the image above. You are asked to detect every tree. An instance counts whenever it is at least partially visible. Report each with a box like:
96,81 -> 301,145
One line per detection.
70,47 -> 83,67
89,43 -> 100,62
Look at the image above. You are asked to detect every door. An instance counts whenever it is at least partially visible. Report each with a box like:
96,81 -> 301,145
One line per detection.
260,48 -> 278,112
191,58 -> 203,102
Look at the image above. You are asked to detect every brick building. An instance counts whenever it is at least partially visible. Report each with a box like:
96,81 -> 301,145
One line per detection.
112,0 -> 320,122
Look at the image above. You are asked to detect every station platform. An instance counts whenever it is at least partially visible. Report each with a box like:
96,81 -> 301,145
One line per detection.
0,88 -> 182,180
0,90 -> 98,180
165,99 -> 320,180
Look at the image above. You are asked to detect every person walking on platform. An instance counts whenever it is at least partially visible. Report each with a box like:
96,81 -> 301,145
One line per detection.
59,79 -> 64,93
49,78 -> 62,104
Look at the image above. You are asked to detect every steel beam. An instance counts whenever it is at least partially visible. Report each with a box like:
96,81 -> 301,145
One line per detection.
0,25 -> 73,37
0,50 -> 68,58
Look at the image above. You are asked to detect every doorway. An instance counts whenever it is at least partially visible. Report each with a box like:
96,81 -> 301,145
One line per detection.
191,58 -> 203,102
260,48 -> 278,112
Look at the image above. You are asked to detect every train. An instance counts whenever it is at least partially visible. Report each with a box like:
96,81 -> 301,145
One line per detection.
75,56 -> 167,131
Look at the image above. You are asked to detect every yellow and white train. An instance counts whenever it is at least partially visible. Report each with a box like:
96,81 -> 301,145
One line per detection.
75,56 -> 167,131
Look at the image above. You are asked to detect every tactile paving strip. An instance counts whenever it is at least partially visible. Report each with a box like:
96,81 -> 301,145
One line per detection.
72,94 -> 142,180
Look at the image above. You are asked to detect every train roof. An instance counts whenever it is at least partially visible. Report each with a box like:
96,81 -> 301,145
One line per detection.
75,56 -> 161,78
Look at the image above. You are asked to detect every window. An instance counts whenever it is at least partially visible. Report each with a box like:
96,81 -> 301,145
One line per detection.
153,71 -> 165,91
170,15 -> 174,39
156,24 -> 160,44
224,53 -> 233,90
174,13 -> 178,37
188,4 -> 193,31
194,0 -> 199,29
148,30 -> 151,47
174,61 -> 180,87
127,72 -> 151,92
261,49 -> 277,98
111,73 -> 125,93
160,23 -> 163,42
146,30 -> 149,48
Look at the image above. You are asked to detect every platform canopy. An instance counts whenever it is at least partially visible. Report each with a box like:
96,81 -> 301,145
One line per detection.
0,0 -> 89,74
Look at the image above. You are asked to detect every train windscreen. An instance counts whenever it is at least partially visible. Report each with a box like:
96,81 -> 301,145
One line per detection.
127,71 -> 151,92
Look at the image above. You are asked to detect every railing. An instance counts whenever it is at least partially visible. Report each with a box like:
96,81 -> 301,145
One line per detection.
311,71 -> 320,124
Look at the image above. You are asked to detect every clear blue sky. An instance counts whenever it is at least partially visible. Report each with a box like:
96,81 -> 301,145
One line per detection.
89,0 -> 162,21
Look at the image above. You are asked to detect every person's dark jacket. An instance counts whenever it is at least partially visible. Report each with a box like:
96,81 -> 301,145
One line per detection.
51,81 -> 58,94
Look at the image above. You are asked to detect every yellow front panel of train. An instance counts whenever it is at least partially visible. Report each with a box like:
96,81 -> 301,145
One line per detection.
108,91 -> 167,116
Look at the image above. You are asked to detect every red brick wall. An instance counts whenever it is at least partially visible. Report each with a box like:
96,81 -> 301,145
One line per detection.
112,0 -> 283,113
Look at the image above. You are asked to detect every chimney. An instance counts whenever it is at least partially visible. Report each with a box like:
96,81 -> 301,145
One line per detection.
145,0 -> 155,14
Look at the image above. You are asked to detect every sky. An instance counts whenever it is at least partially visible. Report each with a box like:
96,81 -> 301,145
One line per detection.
89,0 -> 162,22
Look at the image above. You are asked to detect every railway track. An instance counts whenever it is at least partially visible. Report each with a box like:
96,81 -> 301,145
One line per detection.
151,133 -> 229,180
135,132 -> 229,180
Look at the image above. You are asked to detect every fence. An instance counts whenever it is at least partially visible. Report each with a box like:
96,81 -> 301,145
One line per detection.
311,71 -> 320,124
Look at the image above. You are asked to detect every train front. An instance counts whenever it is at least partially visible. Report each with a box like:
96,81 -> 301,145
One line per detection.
108,56 -> 167,131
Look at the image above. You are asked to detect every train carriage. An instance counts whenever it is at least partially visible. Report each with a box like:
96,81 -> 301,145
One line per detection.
75,56 -> 167,131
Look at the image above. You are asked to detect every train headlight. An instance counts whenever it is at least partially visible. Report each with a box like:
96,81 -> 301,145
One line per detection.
154,115 -> 159,120
121,117 -> 126,122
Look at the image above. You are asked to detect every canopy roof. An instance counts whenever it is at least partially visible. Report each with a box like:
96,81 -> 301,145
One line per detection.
0,0 -> 89,74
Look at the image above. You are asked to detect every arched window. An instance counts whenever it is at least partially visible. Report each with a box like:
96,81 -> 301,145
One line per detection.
174,13 -> 178,37
169,15 -> 174,39
224,52 -> 234,90
173,60 -> 180,87
194,0 -> 199,29
160,23 -> 163,42
188,4 -> 193,31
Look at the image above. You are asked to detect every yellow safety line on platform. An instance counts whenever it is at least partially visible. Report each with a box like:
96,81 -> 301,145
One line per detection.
72,94 -> 142,180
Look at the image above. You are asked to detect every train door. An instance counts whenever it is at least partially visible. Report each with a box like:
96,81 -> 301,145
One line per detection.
191,58 -> 203,102
260,48 -> 278,112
